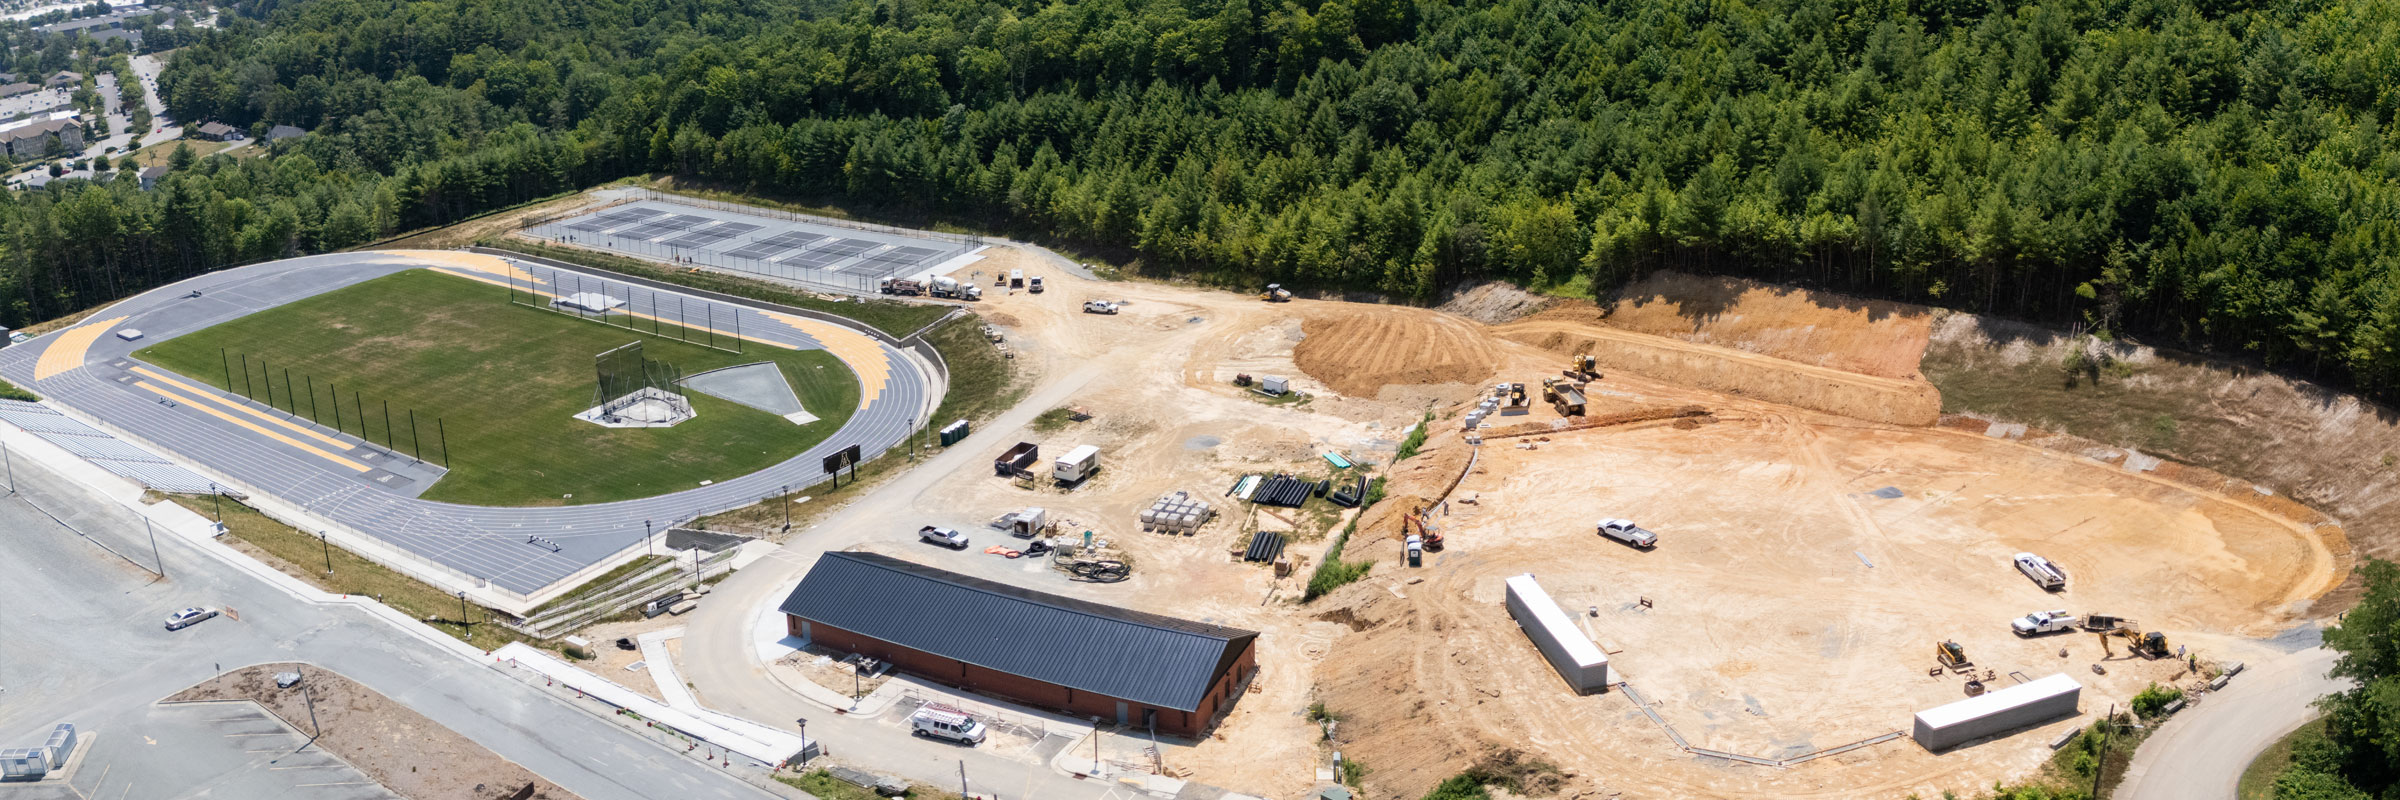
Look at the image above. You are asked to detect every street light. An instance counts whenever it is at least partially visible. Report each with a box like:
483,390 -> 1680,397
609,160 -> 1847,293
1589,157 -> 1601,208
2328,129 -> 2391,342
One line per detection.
796,718 -> 808,761
781,484 -> 790,532
318,531 -> 332,574
645,519 -> 654,556
457,590 -> 471,640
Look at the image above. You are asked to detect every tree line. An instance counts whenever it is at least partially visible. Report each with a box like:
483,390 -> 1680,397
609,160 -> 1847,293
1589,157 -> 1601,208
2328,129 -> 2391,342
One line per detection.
2,0 -> 2394,394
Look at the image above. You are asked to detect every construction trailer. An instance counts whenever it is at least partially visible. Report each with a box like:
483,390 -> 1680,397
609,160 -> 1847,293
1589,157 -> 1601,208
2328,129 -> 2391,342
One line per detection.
1503,574 -> 1610,694
1054,445 -> 1101,483
1911,673 -> 2082,750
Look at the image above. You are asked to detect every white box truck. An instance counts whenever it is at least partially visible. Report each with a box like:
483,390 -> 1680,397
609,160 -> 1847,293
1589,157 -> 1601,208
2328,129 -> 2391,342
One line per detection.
1054,445 -> 1100,483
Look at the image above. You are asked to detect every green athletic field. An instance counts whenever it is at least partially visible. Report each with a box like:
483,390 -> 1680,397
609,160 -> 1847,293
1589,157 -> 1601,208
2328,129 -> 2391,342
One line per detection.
136,269 -> 860,506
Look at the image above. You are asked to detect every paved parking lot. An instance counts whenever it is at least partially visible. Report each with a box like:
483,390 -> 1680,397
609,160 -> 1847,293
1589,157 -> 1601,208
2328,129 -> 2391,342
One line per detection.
526,200 -> 973,293
3,704 -> 398,800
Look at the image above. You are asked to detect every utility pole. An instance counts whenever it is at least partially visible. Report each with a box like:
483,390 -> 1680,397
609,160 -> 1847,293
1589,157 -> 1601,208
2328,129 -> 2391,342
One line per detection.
144,517 -> 164,578
300,667 -> 321,741
2089,703 -> 2116,798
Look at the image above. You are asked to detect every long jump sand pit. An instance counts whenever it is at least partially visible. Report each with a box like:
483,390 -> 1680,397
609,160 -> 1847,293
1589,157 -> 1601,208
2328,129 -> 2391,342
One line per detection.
1313,411 -> 2340,799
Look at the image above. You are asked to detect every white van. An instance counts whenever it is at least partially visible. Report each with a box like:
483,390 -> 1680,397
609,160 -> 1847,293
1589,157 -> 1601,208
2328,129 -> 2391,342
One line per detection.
909,705 -> 987,745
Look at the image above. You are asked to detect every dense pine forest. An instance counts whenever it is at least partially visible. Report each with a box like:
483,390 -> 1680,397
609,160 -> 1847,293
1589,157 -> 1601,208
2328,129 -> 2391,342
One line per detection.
4,0 -> 2399,395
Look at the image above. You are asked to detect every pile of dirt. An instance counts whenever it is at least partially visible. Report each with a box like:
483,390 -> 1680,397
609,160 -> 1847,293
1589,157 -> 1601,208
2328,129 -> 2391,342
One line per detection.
1569,271 -> 1937,380
168,664 -> 578,800
1349,435 -> 1478,548
1497,318 -> 1941,427
1294,310 -> 1502,399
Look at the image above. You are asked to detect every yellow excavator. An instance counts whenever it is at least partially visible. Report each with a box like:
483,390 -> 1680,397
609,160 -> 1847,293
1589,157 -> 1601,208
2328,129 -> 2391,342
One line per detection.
2098,628 -> 2171,659
1565,354 -> 1599,381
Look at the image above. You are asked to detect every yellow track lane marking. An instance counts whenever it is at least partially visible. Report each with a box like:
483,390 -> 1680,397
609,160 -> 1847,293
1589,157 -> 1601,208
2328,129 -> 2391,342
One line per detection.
34,316 -> 127,380
764,312 -> 888,409
132,380 -> 370,472
129,366 -> 354,449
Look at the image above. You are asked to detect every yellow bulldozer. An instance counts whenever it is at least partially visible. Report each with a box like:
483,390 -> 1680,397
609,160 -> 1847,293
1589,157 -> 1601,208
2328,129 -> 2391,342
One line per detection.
1260,283 -> 1292,302
1933,640 -> 1975,674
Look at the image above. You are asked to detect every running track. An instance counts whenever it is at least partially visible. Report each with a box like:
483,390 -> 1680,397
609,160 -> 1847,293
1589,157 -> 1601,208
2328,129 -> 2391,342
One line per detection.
0,251 -> 929,597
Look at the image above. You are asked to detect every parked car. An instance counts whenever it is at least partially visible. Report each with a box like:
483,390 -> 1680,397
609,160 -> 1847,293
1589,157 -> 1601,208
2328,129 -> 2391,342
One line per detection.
1597,518 -> 1658,549
918,526 -> 969,550
909,705 -> 987,745
164,607 -> 218,630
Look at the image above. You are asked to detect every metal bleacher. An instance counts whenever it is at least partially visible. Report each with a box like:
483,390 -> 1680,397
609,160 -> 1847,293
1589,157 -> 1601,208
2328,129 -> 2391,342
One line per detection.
0,399 -> 220,494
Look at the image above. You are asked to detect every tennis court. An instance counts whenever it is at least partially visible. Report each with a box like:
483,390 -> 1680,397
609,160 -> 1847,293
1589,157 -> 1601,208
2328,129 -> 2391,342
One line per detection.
525,199 -> 974,293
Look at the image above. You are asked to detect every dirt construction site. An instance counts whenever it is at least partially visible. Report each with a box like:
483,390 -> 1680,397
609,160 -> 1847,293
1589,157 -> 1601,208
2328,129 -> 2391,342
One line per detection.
799,249 -> 2349,799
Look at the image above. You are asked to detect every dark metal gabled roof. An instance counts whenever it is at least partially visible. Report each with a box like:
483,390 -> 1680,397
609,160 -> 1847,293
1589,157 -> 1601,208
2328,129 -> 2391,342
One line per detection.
780,551 -> 1258,712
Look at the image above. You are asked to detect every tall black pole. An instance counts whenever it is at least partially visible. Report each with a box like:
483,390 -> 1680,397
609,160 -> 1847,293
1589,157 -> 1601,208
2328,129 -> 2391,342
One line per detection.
438,418 -> 449,467
281,368 -> 294,415
332,384 -> 344,434
353,392 -> 364,439
209,483 -> 220,520
319,531 -> 332,574
457,590 -> 470,636
645,520 -> 654,557
781,484 -> 790,531
220,347 -> 232,391
306,375 -> 318,423
240,353 -> 253,399
144,517 -> 164,577
408,409 -> 420,459
381,400 -> 393,449
262,359 -> 275,408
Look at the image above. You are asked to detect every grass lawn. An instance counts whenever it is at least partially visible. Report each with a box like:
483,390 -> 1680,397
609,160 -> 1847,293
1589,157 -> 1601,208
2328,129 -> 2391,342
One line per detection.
0,375 -> 34,401
136,269 -> 859,506
118,137 -> 232,168
2239,716 -> 2329,800
166,493 -> 541,649
777,770 -> 958,800
924,313 -> 1022,427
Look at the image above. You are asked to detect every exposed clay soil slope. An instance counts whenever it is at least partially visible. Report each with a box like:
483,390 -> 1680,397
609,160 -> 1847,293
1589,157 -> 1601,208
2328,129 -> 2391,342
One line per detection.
1581,271 -> 1937,380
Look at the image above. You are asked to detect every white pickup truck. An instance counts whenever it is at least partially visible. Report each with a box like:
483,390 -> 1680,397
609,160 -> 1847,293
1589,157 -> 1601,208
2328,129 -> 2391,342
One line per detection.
2012,609 -> 2078,636
2015,552 -> 2067,590
1597,518 -> 1658,549
1082,300 -> 1119,314
918,526 -> 970,550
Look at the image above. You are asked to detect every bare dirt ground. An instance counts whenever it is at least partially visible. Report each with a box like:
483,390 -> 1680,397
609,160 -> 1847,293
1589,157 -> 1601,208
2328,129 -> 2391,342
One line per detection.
168,663 -> 578,800
799,248 -> 2341,800
1580,271 -> 1938,380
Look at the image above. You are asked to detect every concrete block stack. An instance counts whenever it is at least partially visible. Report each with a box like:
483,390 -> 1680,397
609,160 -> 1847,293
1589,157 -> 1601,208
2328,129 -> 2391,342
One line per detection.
1140,491 -> 1216,534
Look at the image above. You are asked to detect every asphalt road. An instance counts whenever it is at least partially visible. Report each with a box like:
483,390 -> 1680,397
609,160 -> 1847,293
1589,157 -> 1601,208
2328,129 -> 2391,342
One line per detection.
678,361 -> 1118,800
0,442 -> 783,800
0,251 -> 928,595
2114,646 -> 2348,800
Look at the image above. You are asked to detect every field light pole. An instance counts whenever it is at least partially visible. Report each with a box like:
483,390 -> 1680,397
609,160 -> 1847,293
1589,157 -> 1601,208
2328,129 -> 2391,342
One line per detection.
144,518 -> 164,578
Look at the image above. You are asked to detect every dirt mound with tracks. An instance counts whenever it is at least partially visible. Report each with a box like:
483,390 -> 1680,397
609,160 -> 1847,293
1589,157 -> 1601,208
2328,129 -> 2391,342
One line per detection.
1497,318 -> 1942,427
1294,310 -> 1502,398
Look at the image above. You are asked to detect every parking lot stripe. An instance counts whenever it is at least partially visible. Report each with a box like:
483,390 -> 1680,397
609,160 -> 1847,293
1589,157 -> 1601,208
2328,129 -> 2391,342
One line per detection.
34,315 -> 127,380
131,380 -> 371,472
129,366 -> 354,449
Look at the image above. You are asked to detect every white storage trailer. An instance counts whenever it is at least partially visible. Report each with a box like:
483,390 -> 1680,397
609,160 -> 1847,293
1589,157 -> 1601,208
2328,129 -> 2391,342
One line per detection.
1912,673 -> 2082,750
1503,574 -> 1610,694
1054,445 -> 1101,483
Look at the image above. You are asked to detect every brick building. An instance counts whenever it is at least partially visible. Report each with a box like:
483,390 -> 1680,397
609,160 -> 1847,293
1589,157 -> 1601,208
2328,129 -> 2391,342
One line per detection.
780,551 -> 1258,737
